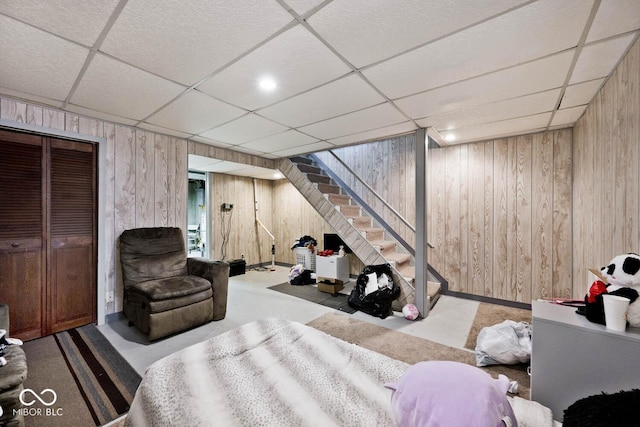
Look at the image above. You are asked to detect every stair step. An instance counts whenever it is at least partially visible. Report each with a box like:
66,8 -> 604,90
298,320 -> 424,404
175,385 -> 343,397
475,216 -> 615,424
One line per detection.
351,216 -> 372,229
305,172 -> 331,184
338,205 -> 361,217
398,265 -> 414,279
361,228 -> 384,241
298,163 -> 322,175
316,182 -> 341,194
384,252 -> 411,266
290,156 -> 313,165
370,239 -> 396,252
427,281 -> 442,299
326,194 -> 350,205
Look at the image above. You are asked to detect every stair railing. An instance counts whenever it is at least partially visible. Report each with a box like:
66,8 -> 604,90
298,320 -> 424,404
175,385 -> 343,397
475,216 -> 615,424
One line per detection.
310,151 -> 416,256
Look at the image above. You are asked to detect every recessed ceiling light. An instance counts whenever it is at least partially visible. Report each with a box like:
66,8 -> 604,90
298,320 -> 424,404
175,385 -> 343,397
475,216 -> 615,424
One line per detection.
273,172 -> 283,179
258,76 -> 277,91
444,133 -> 456,142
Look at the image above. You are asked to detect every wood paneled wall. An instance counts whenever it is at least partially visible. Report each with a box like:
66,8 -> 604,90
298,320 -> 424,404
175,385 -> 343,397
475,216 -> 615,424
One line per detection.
271,179 -> 364,275
427,131 -> 573,302
206,173 -> 272,265
0,96 -> 278,318
319,129 -> 573,303
1,35 -> 636,315
573,36 -> 640,296
314,134 -> 417,248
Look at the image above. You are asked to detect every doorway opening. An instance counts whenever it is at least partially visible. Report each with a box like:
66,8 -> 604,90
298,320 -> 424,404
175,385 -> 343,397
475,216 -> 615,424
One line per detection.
188,171 -> 207,258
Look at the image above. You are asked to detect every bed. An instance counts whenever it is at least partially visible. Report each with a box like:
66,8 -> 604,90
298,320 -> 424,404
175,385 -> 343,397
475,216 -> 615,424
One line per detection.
124,318 -> 408,426
124,318 -> 554,427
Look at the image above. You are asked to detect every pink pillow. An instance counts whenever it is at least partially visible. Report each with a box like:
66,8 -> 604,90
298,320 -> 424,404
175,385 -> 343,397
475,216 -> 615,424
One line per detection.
385,361 -> 517,427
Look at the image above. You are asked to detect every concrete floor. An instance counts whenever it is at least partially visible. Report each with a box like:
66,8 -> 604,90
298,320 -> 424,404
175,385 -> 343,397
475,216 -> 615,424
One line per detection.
98,265 -> 481,376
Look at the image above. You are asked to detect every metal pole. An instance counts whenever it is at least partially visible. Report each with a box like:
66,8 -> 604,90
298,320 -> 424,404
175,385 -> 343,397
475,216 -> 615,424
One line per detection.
415,128 -> 429,317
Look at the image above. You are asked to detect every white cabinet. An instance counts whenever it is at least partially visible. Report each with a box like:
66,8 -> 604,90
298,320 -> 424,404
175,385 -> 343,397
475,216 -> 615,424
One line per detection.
316,255 -> 350,282
531,300 -> 640,420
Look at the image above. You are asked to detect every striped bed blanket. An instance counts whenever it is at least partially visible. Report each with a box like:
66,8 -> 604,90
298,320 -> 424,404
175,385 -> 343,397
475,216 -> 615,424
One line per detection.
124,318 -> 409,426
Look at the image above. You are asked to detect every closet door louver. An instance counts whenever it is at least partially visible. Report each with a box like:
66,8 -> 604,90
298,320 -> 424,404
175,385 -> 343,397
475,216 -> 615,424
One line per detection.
48,138 -> 96,334
0,130 -> 46,340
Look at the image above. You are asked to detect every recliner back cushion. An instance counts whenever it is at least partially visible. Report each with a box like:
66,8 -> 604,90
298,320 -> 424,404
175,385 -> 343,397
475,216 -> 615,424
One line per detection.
120,227 -> 188,288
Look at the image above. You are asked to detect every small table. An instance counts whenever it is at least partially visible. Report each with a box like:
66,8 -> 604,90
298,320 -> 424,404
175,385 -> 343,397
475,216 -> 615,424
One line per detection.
531,300 -> 640,420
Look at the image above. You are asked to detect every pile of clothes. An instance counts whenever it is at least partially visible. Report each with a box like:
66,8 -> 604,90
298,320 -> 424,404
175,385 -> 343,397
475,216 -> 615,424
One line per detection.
291,235 -> 317,253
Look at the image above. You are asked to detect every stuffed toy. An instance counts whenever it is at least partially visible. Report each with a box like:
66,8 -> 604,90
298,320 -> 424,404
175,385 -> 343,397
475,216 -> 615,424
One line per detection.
582,253 -> 640,327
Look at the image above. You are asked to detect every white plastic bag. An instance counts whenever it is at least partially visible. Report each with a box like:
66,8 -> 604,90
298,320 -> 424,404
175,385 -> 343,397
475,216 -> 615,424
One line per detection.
475,320 -> 532,367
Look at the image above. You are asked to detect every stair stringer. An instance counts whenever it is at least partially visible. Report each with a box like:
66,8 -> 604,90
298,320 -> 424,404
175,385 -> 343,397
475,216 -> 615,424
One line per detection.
279,158 -> 415,307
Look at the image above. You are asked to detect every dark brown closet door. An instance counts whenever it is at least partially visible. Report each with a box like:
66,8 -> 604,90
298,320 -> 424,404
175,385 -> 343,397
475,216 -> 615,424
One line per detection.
0,130 -> 46,340
48,138 -> 96,334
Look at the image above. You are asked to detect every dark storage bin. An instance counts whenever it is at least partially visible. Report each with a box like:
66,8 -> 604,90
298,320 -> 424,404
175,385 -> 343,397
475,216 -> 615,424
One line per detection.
229,259 -> 246,276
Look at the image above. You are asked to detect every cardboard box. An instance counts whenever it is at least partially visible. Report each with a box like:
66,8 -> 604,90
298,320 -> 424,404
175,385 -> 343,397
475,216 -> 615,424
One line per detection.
317,280 -> 344,294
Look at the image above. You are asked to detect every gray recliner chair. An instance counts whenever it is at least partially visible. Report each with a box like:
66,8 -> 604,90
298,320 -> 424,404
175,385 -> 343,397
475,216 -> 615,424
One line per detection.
119,227 -> 229,341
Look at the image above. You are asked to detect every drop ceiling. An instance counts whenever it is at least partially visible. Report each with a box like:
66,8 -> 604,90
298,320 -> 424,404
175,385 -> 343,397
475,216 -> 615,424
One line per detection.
1,0 -> 639,176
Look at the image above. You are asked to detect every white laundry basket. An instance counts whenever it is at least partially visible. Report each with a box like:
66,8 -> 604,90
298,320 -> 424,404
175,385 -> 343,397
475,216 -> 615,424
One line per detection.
294,246 -> 316,271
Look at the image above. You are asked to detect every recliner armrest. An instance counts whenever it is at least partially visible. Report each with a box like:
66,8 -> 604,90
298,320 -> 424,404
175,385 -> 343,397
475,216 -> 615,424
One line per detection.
187,258 -> 229,320
0,303 -> 9,332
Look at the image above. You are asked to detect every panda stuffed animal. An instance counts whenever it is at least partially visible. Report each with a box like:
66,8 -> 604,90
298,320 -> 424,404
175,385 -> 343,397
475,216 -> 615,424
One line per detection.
583,253 -> 640,327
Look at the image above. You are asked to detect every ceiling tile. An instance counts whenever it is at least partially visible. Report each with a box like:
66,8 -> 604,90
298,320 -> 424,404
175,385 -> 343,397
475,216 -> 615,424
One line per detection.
364,0 -> 591,99
298,103 -> 407,140
197,25 -> 351,110
239,130 -> 319,153
258,74 -> 385,127
145,90 -> 246,134
419,89 -> 561,132
137,122 -> 193,139
229,166 -> 281,180
0,15 -> 89,102
308,0 -> 530,68
551,106 -> 587,127
560,79 -> 605,109
198,113 -> 289,145
270,141 -> 334,158
100,0 -> 293,85
0,0 -> 120,46
450,113 -> 552,143
188,154 -> 224,170
327,122 -> 417,147
65,104 -> 138,127
395,51 -> 574,119
587,0 -> 640,43
284,0 -> 326,16
71,53 -> 186,121
570,33 -> 637,84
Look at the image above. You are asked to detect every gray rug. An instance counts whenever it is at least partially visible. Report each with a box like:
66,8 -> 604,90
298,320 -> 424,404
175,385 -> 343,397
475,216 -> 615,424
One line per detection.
268,282 -> 357,314
307,311 -> 531,399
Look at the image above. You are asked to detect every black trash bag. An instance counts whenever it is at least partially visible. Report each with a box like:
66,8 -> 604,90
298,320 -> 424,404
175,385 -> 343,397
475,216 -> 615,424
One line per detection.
348,264 -> 400,319
290,269 -> 315,285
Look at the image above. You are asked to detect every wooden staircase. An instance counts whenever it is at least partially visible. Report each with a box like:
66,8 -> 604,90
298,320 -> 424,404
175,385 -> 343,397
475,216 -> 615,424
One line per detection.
280,156 -> 442,315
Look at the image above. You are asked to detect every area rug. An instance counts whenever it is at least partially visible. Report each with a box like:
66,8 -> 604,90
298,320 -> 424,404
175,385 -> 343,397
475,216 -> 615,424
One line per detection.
307,311 -> 531,399
20,324 -> 141,427
268,282 -> 356,313
464,302 -> 532,350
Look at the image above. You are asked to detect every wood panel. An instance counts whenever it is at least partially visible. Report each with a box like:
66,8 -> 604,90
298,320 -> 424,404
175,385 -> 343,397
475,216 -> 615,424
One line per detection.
553,129 -> 572,297
427,129 -> 573,303
573,37 -> 640,298
531,132 -> 553,299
